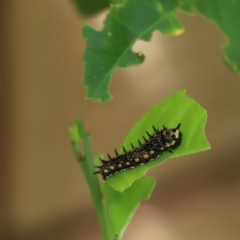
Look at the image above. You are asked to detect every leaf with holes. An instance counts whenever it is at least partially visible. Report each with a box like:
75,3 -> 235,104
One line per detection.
83,0 -> 183,102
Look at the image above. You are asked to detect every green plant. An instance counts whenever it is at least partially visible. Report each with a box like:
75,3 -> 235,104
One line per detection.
70,91 -> 210,240
69,0 -> 240,239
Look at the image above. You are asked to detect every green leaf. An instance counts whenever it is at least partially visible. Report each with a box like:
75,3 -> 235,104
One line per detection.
106,90 -> 211,192
83,0 -> 183,102
104,176 -> 156,239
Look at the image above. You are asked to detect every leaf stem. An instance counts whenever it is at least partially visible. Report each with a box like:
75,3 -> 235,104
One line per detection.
71,120 -> 113,240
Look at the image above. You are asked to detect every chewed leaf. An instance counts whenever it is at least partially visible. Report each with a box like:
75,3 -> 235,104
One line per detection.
83,0 -> 183,102
106,90 -> 211,192
82,0 -> 240,102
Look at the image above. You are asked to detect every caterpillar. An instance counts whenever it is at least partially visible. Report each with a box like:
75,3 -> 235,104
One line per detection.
94,124 -> 182,180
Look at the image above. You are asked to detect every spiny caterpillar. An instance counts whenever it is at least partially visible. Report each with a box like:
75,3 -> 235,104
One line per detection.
94,124 -> 182,180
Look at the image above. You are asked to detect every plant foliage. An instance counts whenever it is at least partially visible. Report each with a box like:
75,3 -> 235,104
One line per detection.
70,91 -> 210,239
79,0 -> 240,102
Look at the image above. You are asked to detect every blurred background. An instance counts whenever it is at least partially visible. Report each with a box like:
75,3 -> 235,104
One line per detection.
1,1 -> 240,240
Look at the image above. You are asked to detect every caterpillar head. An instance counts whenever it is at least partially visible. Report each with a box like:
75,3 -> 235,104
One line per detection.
168,123 -> 182,149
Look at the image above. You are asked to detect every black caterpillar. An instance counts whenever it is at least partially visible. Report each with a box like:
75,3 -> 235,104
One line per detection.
94,124 -> 182,180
